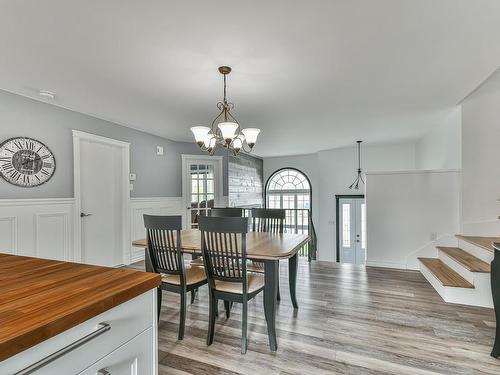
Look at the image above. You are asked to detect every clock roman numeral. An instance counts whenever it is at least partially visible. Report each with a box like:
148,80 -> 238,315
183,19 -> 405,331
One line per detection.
40,168 -> 50,176
13,140 -> 23,150
26,140 -> 35,150
10,170 -> 20,181
2,163 -> 14,173
41,154 -> 51,160
0,157 -> 10,162
43,162 -> 53,169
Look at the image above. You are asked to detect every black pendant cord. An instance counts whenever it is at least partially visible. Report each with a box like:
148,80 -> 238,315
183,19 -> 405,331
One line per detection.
349,140 -> 364,189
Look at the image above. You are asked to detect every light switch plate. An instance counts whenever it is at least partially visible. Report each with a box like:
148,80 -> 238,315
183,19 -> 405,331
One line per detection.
156,146 -> 164,155
129,183 -> 134,191
129,173 -> 136,181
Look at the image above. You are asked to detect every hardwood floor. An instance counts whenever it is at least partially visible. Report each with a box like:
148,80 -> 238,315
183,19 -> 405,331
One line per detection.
127,260 -> 500,374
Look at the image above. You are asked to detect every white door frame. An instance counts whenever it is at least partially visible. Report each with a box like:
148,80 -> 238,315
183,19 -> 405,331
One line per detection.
72,130 -> 131,265
181,154 -> 224,228
337,195 -> 365,264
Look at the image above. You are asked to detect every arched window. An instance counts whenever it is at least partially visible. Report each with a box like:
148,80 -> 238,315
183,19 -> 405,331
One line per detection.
266,168 -> 311,211
266,168 -> 313,256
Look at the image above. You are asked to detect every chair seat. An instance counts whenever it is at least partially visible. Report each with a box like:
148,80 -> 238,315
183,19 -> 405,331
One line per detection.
246,260 -> 264,273
214,273 -> 265,294
161,265 -> 206,286
190,257 -> 204,267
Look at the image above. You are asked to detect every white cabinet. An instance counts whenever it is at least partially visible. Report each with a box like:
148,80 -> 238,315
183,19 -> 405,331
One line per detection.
1,290 -> 157,375
79,328 -> 153,375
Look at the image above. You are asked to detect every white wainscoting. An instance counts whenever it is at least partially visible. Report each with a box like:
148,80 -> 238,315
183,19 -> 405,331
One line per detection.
129,197 -> 184,264
0,198 -> 76,261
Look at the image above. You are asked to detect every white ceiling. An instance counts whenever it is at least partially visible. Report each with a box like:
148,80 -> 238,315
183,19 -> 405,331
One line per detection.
1,0 -> 500,157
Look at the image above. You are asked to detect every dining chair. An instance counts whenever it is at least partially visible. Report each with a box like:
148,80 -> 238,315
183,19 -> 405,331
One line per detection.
209,207 -> 243,217
191,207 -> 244,268
248,208 -> 286,300
199,215 -> 265,354
143,214 -> 207,340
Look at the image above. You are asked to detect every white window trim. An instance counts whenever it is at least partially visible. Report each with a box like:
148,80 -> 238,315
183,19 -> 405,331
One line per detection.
181,154 -> 224,228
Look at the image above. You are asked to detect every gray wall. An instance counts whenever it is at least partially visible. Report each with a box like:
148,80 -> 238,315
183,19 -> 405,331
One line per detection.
0,90 -> 236,198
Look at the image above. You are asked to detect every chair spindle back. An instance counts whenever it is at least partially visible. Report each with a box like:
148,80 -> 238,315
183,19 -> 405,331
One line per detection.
143,215 -> 184,279
199,216 -> 249,287
251,208 -> 285,234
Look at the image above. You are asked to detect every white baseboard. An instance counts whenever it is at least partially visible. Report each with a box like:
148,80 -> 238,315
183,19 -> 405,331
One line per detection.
365,260 -> 407,270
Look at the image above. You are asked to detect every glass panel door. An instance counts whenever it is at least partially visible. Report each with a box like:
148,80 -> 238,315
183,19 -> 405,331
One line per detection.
184,158 -> 220,229
338,197 -> 365,265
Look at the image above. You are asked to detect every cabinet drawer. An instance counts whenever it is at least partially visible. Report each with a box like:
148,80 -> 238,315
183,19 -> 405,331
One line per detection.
2,290 -> 155,375
79,327 -> 154,375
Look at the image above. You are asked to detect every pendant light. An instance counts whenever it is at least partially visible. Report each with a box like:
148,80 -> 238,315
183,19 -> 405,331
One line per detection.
348,140 -> 365,189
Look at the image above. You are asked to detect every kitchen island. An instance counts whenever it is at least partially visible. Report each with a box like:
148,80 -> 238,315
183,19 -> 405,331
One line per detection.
0,253 -> 160,375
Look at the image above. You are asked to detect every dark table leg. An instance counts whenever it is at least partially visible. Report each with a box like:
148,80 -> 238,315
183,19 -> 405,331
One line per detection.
289,253 -> 299,309
264,259 -> 279,352
491,248 -> 500,358
144,248 -> 154,272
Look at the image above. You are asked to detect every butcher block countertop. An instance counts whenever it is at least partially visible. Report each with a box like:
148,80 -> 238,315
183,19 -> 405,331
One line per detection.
0,253 -> 160,361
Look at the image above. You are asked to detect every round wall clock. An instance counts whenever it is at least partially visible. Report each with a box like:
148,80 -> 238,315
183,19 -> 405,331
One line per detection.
0,137 -> 56,187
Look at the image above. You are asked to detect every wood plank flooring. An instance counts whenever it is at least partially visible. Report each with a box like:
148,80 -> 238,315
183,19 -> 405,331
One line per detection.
127,260 -> 500,374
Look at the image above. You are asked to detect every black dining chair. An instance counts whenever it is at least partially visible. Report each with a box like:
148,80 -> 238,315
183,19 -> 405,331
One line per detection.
143,214 -> 207,340
209,207 -> 243,217
191,207 -> 244,268
199,215 -> 266,354
248,208 -> 286,300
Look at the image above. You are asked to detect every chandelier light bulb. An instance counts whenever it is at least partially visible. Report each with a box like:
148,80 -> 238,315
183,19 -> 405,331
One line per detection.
218,122 -> 238,141
204,133 -> 216,149
241,128 -> 260,147
190,126 -> 210,146
232,135 -> 244,152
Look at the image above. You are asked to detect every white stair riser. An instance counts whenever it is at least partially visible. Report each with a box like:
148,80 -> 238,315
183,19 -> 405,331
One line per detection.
438,250 -> 474,284
458,239 -> 494,263
419,261 -> 493,308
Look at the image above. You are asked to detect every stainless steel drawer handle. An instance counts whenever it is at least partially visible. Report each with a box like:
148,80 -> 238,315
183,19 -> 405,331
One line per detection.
15,322 -> 111,375
98,370 -> 111,375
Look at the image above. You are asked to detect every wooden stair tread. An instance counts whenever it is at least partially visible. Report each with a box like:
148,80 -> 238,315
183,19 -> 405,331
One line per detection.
437,246 -> 490,273
418,258 -> 474,288
456,235 -> 500,253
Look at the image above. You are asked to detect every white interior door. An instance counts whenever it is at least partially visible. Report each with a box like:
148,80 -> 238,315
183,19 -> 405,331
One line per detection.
339,197 -> 366,265
74,131 -> 130,267
182,155 -> 223,229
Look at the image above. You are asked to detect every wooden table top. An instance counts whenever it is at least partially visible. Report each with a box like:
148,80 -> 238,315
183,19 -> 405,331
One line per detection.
0,253 -> 160,361
132,229 -> 310,260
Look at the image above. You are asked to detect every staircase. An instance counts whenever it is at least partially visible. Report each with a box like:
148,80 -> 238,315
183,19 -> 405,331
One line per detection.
418,235 -> 500,308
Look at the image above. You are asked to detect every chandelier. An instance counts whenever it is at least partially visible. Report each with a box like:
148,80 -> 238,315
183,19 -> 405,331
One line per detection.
348,140 -> 365,189
190,66 -> 260,156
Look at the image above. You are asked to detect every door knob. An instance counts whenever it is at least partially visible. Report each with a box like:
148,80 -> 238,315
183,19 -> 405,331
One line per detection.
80,212 -> 92,217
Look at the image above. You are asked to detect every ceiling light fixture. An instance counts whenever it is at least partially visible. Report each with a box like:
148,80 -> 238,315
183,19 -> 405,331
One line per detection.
190,66 -> 260,156
348,140 -> 365,189
38,90 -> 56,99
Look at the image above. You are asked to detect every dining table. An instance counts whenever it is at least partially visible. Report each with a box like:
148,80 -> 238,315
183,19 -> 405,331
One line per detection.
132,229 -> 310,351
